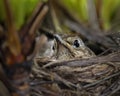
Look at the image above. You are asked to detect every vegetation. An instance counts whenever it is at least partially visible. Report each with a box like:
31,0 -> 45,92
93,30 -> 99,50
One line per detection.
0,0 -> 120,96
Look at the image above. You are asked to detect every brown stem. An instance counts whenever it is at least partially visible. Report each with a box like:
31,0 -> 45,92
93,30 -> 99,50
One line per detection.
3,0 -> 21,56
21,3 -> 48,56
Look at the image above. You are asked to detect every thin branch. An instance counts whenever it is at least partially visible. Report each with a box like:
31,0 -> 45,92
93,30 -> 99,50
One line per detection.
22,4 -> 48,55
101,77 -> 120,96
43,52 -> 120,68
20,2 -> 44,38
83,72 -> 120,88
3,0 -> 21,56
49,0 -> 63,33
29,5 -> 48,37
96,0 -> 103,29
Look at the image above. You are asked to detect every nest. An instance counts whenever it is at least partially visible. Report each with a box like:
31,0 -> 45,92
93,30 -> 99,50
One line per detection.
30,52 -> 120,96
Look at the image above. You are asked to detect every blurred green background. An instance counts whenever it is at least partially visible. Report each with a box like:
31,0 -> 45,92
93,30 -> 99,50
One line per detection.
0,0 -> 120,31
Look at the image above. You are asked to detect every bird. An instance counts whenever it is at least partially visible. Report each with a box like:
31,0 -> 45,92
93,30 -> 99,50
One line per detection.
51,35 -> 95,60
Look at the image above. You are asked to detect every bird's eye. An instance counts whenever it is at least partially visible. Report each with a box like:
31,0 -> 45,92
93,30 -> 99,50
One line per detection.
73,39 -> 80,48
52,45 -> 55,50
